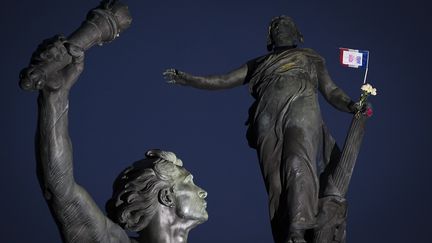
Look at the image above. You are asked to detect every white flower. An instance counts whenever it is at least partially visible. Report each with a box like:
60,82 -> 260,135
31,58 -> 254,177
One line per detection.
361,84 -> 372,92
361,83 -> 377,96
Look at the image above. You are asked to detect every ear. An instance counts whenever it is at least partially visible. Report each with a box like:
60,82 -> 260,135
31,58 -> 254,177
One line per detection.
266,25 -> 273,52
158,187 -> 175,208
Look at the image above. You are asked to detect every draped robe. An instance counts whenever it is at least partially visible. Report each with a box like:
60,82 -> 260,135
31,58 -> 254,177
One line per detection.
244,48 -> 340,241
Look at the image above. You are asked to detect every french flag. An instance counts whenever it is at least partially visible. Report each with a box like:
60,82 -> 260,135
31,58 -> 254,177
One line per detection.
339,48 -> 369,69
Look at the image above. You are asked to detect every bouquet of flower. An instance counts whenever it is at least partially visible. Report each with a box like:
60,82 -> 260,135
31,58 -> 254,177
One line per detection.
357,83 -> 377,118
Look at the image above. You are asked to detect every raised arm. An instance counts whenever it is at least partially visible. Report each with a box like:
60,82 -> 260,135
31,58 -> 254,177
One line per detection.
316,58 -> 356,113
163,64 -> 248,90
21,36 -> 128,242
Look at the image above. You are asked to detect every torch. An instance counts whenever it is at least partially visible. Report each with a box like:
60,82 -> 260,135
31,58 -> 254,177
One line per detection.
19,0 -> 132,91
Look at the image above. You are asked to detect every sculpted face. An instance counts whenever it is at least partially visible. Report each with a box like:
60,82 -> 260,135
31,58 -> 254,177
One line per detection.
106,150 -> 208,233
172,168 -> 208,222
269,17 -> 301,48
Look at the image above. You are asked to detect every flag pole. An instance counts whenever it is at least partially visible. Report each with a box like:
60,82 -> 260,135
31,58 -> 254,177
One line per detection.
362,51 -> 370,84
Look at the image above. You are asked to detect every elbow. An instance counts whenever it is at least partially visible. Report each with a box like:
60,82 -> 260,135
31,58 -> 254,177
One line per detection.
42,187 -> 54,201
39,171 -> 76,202
326,88 -> 352,112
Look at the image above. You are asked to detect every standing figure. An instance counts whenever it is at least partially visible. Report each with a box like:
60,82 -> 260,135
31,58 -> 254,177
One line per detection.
164,16 -> 358,243
20,35 -> 208,243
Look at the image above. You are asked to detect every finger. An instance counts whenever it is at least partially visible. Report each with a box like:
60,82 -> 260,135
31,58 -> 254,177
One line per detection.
65,43 -> 85,64
163,75 -> 174,82
19,67 -> 45,91
167,68 -> 178,74
32,35 -> 68,65
162,73 -> 176,80
162,71 -> 170,76
162,69 -> 175,76
62,62 -> 84,78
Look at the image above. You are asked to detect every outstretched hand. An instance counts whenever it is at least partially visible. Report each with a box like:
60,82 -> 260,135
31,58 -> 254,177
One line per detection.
19,35 -> 85,92
163,68 -> 188,85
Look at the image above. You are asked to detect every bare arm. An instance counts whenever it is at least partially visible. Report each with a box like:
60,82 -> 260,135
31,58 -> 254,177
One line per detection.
23,36 -> 129,242
163,64 -> 248,90
316,58 -> 355,113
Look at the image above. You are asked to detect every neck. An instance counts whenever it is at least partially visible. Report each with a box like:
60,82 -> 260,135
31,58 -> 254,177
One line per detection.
137,207 -> 199,243
273,44 -> 297,53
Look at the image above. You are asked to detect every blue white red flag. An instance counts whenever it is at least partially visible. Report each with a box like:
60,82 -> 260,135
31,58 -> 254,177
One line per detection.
339,48 -> 369,69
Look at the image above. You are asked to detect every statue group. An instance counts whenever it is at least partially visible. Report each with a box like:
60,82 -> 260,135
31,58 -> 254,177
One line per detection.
20,1 -> 370,243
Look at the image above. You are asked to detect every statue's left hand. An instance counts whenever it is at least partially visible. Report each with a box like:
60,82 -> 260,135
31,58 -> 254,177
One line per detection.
19,35 -> 85,92
349,101 -> 373,117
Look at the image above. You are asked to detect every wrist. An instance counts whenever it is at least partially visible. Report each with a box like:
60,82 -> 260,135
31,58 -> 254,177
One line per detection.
348,100 -> 358,114
174,70 -> 192,85
177,70 -> 189,79
39,88 -> 69,101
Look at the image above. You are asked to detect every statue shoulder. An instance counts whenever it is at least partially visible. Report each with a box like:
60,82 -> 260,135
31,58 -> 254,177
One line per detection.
298,48 -> 325,63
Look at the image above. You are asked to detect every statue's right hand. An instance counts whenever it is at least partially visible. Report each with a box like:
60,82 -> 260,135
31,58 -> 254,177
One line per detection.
19,35 -> 84,92
163,68 -> 188,85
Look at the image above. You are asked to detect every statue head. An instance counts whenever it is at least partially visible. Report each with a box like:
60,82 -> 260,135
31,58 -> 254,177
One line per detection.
106,149 -> 208,233
267,16 -> 304,51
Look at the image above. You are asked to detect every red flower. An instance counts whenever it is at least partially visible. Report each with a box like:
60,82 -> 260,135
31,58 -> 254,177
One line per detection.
365,107 -> 373,117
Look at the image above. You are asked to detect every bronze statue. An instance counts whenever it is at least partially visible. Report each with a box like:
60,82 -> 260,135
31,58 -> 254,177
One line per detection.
164,16 -> 363,243
19,1 -> 208,242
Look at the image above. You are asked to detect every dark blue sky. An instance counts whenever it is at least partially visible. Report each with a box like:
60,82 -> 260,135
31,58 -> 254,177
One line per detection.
1,0 -> 431,242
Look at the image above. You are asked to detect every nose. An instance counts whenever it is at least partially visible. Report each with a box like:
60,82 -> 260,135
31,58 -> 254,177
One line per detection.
198,190 -> 208,199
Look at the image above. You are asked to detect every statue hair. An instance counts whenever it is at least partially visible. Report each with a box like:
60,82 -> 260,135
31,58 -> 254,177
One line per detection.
106,149 -> 183,232
266,15 -> 304,52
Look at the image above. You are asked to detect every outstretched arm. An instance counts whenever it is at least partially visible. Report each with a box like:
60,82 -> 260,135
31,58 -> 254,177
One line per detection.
316,59 -> 356,113
163,64 -> 248,90
22,36 -> 128,242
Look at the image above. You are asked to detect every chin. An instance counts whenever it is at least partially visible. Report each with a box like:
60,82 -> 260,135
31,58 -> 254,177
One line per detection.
198,211 -> 209,222
179,210 -> 208,223
192,211 -> 209,223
